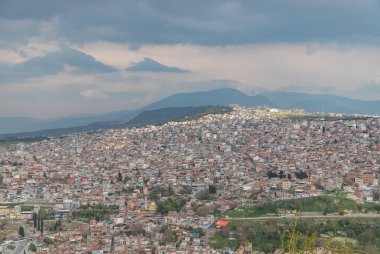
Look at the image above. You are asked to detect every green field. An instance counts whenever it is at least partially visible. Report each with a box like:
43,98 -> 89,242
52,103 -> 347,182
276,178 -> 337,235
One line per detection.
225,194 -> 380,218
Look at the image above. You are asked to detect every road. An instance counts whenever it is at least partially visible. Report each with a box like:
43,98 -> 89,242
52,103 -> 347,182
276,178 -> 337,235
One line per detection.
2,240 -> 29,254
13,240 -> 28,254
226,213 -> 380,221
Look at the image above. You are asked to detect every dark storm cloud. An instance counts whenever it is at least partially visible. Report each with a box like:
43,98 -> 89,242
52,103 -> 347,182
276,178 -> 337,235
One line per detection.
0,45 -> 115,82
1,0 -> 380,46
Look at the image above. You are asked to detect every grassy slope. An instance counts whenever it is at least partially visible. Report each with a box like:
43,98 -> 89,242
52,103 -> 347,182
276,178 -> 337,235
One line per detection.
212,218 -> 380,253
225,193 -> 380,218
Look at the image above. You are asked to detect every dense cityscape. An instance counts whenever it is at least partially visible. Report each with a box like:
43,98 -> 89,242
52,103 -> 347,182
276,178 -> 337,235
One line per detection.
2,1 -> 380,253
1,107 -> 380,253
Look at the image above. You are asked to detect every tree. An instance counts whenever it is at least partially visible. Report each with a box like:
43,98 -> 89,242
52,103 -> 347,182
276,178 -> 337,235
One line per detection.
209,185 -> 217,194
110,235 -> 115,252
33,212 -> 37,228
37,216 -> 40,231
40,218 -> 44,235
18,226 -> 25,238
295,170 -> 308,179
130,222 -> 145,236
179,186 -> 192,195
196,189 -> 209,201
117,171 -> 123,182
28,243 -> 37,252
162,228 -> 178,243
53,219 -> 62,231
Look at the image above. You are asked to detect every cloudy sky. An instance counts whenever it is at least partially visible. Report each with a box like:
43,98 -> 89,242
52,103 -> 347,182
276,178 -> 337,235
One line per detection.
1,0 -> 380,118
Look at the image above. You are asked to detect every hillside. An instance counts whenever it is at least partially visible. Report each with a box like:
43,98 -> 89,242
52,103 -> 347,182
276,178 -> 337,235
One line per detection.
0,106 -> 232,140
127,106 -> 232,127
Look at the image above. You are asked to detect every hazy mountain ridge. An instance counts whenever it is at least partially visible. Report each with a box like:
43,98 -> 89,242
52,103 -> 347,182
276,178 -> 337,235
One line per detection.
0,106 -> 232,139
143,88 -> 276,111
1,88 -> 380,136
262,91 -> 380,115
0,110 -> 137,134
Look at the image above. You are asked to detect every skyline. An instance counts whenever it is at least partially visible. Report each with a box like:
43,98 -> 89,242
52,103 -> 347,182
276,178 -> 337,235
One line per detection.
1,0 -> 380,117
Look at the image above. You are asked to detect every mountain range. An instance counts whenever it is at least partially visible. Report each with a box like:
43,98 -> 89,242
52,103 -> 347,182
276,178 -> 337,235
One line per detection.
1,88 -> 380,136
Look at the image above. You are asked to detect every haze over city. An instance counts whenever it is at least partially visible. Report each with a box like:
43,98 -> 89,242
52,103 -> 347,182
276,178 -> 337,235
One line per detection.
1,0 -> 380,117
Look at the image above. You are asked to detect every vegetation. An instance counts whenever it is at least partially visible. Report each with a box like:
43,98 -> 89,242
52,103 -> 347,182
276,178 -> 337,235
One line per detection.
7,245 -> 16,250
279,218 -> 361,254
196,186 -> 217,201
212,234 -> 240,250
37,208 -> 55,220
161,227 -> 178,244
0,221 -> 18,242
40,218 -> 44,235
212,218 -> 379,253
21,205 -> 34,212
117,171 -> 123,182
128,105 -> 232,127
175,106 -> 233,122
225,194 -> 380,218
18,225 -> 25,238
51,219 -> 62,232
156,198 -> 186,215
28,243 -> 37,252
148,187 -> 175,201
179,186 -> 192,195
72,204 -> 119,221
33,212 -> 37,228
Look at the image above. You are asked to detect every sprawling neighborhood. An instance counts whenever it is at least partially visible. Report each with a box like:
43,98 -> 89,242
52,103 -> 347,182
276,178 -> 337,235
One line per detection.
1,107 -> 379,253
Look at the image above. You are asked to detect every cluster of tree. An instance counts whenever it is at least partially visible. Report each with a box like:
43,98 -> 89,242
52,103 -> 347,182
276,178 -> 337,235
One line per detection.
295,170 -> 308,179
51,219 -> 62,232
179,186 -> 192,195
43,237 -> 54,245
267,170 -> 291,179
195,203 -> 222,216
32,212 -> 44,235
160,226 -> 178,244
125,222 -> 146,236
156,197 -> 186,215
148,187 -> 175,201
72,204 -> 119,221
196,185 -> 218,201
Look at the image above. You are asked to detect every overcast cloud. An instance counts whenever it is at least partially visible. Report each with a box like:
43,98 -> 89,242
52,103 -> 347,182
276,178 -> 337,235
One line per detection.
1,0 -> 380,117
